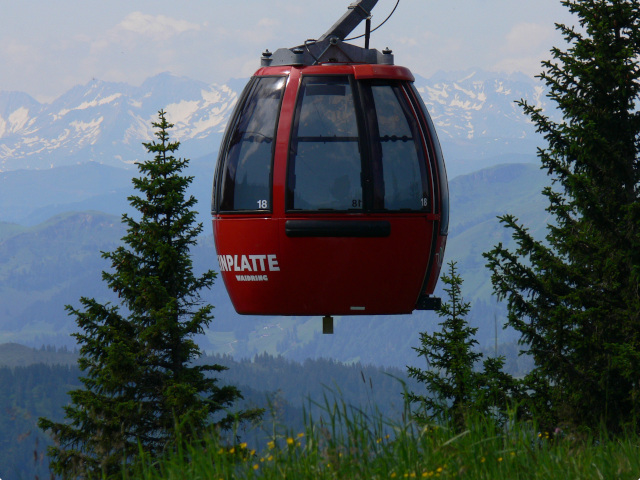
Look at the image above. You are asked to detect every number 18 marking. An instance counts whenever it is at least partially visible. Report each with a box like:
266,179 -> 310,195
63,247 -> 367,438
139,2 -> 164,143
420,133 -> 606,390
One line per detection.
257,200 -> 268,209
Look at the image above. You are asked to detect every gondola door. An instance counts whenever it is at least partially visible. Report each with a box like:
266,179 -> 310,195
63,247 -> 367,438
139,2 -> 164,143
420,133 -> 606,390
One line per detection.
278,69 -> 437,315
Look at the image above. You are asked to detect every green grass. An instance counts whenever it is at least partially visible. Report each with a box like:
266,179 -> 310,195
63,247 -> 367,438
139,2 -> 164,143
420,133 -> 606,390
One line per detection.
125,400 -> 640,480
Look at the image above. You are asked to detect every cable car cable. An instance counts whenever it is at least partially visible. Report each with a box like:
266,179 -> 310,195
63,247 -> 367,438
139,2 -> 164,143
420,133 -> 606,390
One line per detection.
304,38 -> 321,63
345,0 -> 400,41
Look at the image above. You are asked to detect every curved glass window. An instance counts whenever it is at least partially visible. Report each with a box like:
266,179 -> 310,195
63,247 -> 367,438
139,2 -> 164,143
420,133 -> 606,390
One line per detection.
287,76 -> 363,211
369,83 -> 429,211
216,76 -> 286,212
286,76 -> 431,213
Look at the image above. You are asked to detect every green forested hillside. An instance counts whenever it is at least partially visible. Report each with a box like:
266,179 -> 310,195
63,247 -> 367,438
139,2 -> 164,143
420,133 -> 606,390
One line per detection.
0,345 -> 416,479
0,162 -> 134,225
0,362 -> 81,479
447,163 -> 551,300
0,163 -> 551,368
0,211 -> 126,346
0,343 -> 77,366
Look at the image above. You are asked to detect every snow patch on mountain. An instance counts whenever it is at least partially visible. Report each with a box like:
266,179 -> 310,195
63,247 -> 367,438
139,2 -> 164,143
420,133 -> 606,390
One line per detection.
165,100 -> 200,125
9,107 -> 32,132
0,143 -> 14,157
56,93 -> 122,119
0,107 -> 34,137
124,113 -> 151,145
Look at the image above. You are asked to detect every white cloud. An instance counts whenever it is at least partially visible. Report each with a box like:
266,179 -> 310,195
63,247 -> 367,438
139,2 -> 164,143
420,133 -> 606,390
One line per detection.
3,39 -> 32,57
1,39 -> 41,67
114,12 -> 201,41
491,55 -> 547,77
394,36 -> 419,48
488,22 -> 558,77
503,22 -> 555,55
257,18 -> 280,28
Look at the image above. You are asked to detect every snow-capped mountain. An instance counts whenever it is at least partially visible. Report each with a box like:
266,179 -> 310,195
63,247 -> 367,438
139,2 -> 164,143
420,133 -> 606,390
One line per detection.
418,70 -> 547,143
0,73 -> 238,171
0,70 -> 551,174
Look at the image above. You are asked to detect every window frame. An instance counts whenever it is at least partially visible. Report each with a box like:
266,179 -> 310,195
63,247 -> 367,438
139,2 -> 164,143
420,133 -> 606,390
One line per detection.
213,75 -> 287,214
408,83 -> 449,234
285,74 -> 369,213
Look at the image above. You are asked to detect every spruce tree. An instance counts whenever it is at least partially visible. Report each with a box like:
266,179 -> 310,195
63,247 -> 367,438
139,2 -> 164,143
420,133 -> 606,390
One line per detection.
407,262 -> 517,430
39,111 -> 255,478
484,0 -> 640,433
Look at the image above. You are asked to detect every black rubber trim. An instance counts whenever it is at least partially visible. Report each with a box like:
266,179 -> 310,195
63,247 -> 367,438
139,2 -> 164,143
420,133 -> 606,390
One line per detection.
285,220 -> 391,237
415,220 -> 440,310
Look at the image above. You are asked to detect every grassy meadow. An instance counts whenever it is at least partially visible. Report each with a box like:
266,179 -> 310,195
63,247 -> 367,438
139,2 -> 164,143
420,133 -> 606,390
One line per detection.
125,400 -> 640,480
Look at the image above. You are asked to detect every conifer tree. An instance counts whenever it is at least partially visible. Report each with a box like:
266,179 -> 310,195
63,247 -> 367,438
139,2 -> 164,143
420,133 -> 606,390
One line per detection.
407,262 -> 517,430
39,111 -> 256,478
484,0 -> 640,433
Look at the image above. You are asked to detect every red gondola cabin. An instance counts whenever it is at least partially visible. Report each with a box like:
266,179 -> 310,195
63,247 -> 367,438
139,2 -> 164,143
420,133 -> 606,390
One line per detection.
212,0 -> 448,316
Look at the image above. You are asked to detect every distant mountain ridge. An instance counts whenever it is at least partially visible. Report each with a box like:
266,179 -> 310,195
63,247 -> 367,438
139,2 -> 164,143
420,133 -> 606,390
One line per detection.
0,70 -> 552,176
0,73 -> 236,171
0,156 -> 214,226
0,342 -> 77,367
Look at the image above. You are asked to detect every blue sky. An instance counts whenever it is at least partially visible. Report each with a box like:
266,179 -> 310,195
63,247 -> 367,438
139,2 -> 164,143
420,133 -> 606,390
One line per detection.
1,0 -> 574,103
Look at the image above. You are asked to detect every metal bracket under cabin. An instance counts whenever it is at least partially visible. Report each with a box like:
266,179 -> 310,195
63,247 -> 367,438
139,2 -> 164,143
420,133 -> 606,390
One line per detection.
415,295 -> 442,311
323,315 -> 334,334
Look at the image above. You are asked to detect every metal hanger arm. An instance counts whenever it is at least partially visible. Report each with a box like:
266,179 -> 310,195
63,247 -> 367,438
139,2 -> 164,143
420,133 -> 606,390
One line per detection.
317,0 -> 378,42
